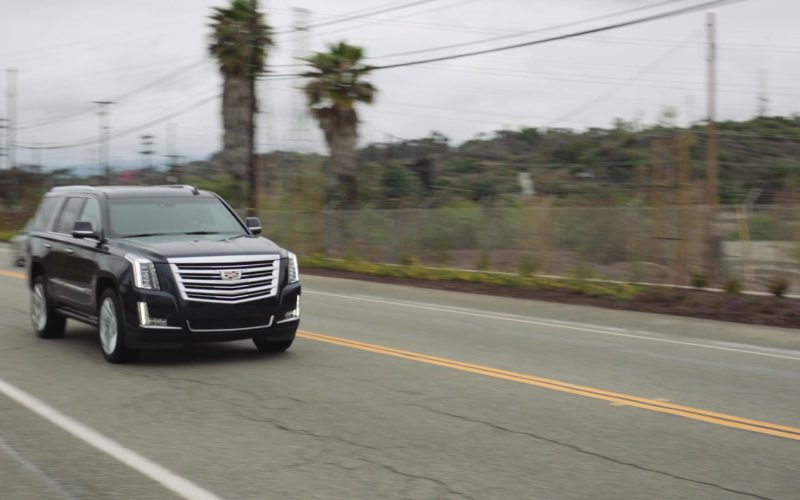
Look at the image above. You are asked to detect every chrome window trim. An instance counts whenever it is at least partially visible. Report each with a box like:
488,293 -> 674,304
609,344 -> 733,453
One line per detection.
187,316 -> 274,333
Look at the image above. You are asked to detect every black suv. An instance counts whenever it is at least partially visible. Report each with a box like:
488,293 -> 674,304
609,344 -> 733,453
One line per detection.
27,185 -> 301,363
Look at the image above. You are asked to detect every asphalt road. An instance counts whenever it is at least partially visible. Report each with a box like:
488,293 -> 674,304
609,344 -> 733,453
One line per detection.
1,246 -> 799,499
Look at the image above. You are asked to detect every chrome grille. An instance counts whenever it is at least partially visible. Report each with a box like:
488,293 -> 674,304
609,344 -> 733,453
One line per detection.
168,255 -> 280,304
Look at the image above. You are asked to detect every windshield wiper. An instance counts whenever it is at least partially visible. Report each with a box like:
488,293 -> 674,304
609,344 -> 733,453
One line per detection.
180,231 -> 220,235
120,232 -> 170,238
220,233 -> 250,242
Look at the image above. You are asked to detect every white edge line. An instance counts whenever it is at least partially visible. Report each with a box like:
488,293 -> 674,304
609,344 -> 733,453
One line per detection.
305,290 -> 800,362
0,377 -> 223,500
0,436 -> 79,500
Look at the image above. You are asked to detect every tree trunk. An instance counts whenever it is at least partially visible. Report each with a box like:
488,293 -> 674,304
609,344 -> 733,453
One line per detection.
317,107 -> 358,207
220,74 -> 253,182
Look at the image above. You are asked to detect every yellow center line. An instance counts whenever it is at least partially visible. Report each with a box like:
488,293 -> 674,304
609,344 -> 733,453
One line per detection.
0,269 -> 26,280
1,269 -> 796,441
298,330 -> 800,441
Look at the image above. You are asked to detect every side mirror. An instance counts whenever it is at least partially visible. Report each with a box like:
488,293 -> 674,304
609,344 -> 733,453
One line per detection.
72,221 -> 97,239
245,217 -> 262,235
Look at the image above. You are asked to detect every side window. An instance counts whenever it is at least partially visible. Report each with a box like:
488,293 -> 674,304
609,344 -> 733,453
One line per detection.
53,198 -> 86,234
31,197 -> 60,231
78,198 -> 102,232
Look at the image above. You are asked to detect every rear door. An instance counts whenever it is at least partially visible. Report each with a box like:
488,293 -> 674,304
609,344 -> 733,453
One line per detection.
48,197 -> 86,304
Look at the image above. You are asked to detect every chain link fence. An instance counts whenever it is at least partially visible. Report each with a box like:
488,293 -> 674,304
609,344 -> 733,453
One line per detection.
259,205 -> 800,291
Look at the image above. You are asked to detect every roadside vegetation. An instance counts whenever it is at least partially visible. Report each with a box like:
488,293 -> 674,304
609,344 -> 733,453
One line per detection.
300,255 -> 800,328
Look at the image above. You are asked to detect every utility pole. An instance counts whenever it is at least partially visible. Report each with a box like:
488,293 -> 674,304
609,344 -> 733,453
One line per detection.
0,118 -> 6,170
291,7 -> 311,152
757,69 -> 769,117
7,69 -> 16,173
247,0 -> 261,215
7,68 -> 18,207
676,132 -> 692,285
164,122 -> 182,182
93,101 -> 114,182
704,13 -> 719,281
139,134 -> 155,168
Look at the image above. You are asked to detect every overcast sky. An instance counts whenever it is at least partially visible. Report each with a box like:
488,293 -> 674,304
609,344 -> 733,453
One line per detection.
1,0 -> 798,170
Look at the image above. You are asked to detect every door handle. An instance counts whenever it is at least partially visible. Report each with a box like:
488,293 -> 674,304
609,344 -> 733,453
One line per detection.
64,248 -> 75,255
44,243 -> 53,249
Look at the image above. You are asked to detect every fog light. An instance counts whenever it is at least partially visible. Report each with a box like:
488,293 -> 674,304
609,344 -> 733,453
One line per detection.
279,297 -> 300,323
138,302 -> 168,327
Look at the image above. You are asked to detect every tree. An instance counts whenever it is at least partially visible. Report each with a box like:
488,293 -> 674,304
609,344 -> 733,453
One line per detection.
209,0 -> 271,209
303,42 -> 376,207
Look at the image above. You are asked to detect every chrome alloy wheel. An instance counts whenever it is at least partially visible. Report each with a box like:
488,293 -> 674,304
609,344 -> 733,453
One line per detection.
31,283 -> 47,331
99,297 -> 118,355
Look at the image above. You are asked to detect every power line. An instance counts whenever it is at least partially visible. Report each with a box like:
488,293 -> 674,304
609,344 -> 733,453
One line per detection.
546,31 -> 701,127
272,0 -> 440,35
17,58 -> 209,131
370,0 -> 745,71
261,0 -> 745,80
374,0 -> 691,60
14,93 -> 220,150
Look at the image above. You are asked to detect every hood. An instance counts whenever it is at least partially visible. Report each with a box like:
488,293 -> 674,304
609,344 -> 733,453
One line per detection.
113,234 -> 286,262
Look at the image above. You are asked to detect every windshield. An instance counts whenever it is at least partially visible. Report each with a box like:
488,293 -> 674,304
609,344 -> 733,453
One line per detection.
109,197 -> 246,238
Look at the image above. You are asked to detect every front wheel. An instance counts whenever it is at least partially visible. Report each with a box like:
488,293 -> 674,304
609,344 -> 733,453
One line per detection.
31,276 -> 66,339
98,289 -> 139,363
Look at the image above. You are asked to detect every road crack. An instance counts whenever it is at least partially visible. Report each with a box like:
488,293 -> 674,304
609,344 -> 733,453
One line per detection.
421,406 -> 774,500
356,458 -> 478,500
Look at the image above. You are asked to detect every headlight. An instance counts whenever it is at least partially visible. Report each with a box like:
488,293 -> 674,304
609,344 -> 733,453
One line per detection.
125,254 -> 160,290
287,252 -> 299,284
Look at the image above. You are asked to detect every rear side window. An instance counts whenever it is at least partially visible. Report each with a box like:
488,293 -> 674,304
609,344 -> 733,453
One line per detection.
53,197 -> 86,234
31,197 -> 60,231
78,198 -> 102,232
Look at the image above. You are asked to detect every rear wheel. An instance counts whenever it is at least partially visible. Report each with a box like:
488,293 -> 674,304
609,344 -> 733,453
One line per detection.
253,330 -> 296,353
31,276 -> 66,339
98,289 -> 139,363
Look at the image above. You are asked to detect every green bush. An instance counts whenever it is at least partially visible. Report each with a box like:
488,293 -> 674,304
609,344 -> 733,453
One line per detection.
518,254 -> 541,277
766,276 -> 790,298
553,209 -> 627,264
298,256 -> 643,301
690,271 -> 709,288
476,250 -> 491,270
420,202 -> 482,253
190,173 -> 243,206
748,213 -> 776,241
724,276 -> 743,294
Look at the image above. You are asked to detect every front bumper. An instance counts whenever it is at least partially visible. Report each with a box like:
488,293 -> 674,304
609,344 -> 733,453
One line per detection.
121,281 -> 301,348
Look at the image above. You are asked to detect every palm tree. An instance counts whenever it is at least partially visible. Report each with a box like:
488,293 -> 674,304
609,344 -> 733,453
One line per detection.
209,0 -> 271,209
304,42 -> 376,207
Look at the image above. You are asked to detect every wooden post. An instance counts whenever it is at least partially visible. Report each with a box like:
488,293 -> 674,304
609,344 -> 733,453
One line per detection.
676,132 -> 693,285
705,12 -> 720,281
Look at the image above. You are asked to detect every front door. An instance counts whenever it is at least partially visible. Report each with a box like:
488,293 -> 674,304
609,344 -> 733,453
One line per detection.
61,197 -> 104,314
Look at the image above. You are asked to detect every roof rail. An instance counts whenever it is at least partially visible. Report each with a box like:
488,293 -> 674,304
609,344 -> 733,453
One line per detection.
51,185 -> 95,191
160,184 -> 200,195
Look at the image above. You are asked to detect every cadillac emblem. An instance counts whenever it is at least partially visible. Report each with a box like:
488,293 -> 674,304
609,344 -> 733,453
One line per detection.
220,270 -> 242,281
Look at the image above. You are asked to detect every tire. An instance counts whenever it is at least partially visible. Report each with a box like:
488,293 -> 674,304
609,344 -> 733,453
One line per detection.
253,329 -> 296,353
98,289 -> 139,364
31,276 -> 66,339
